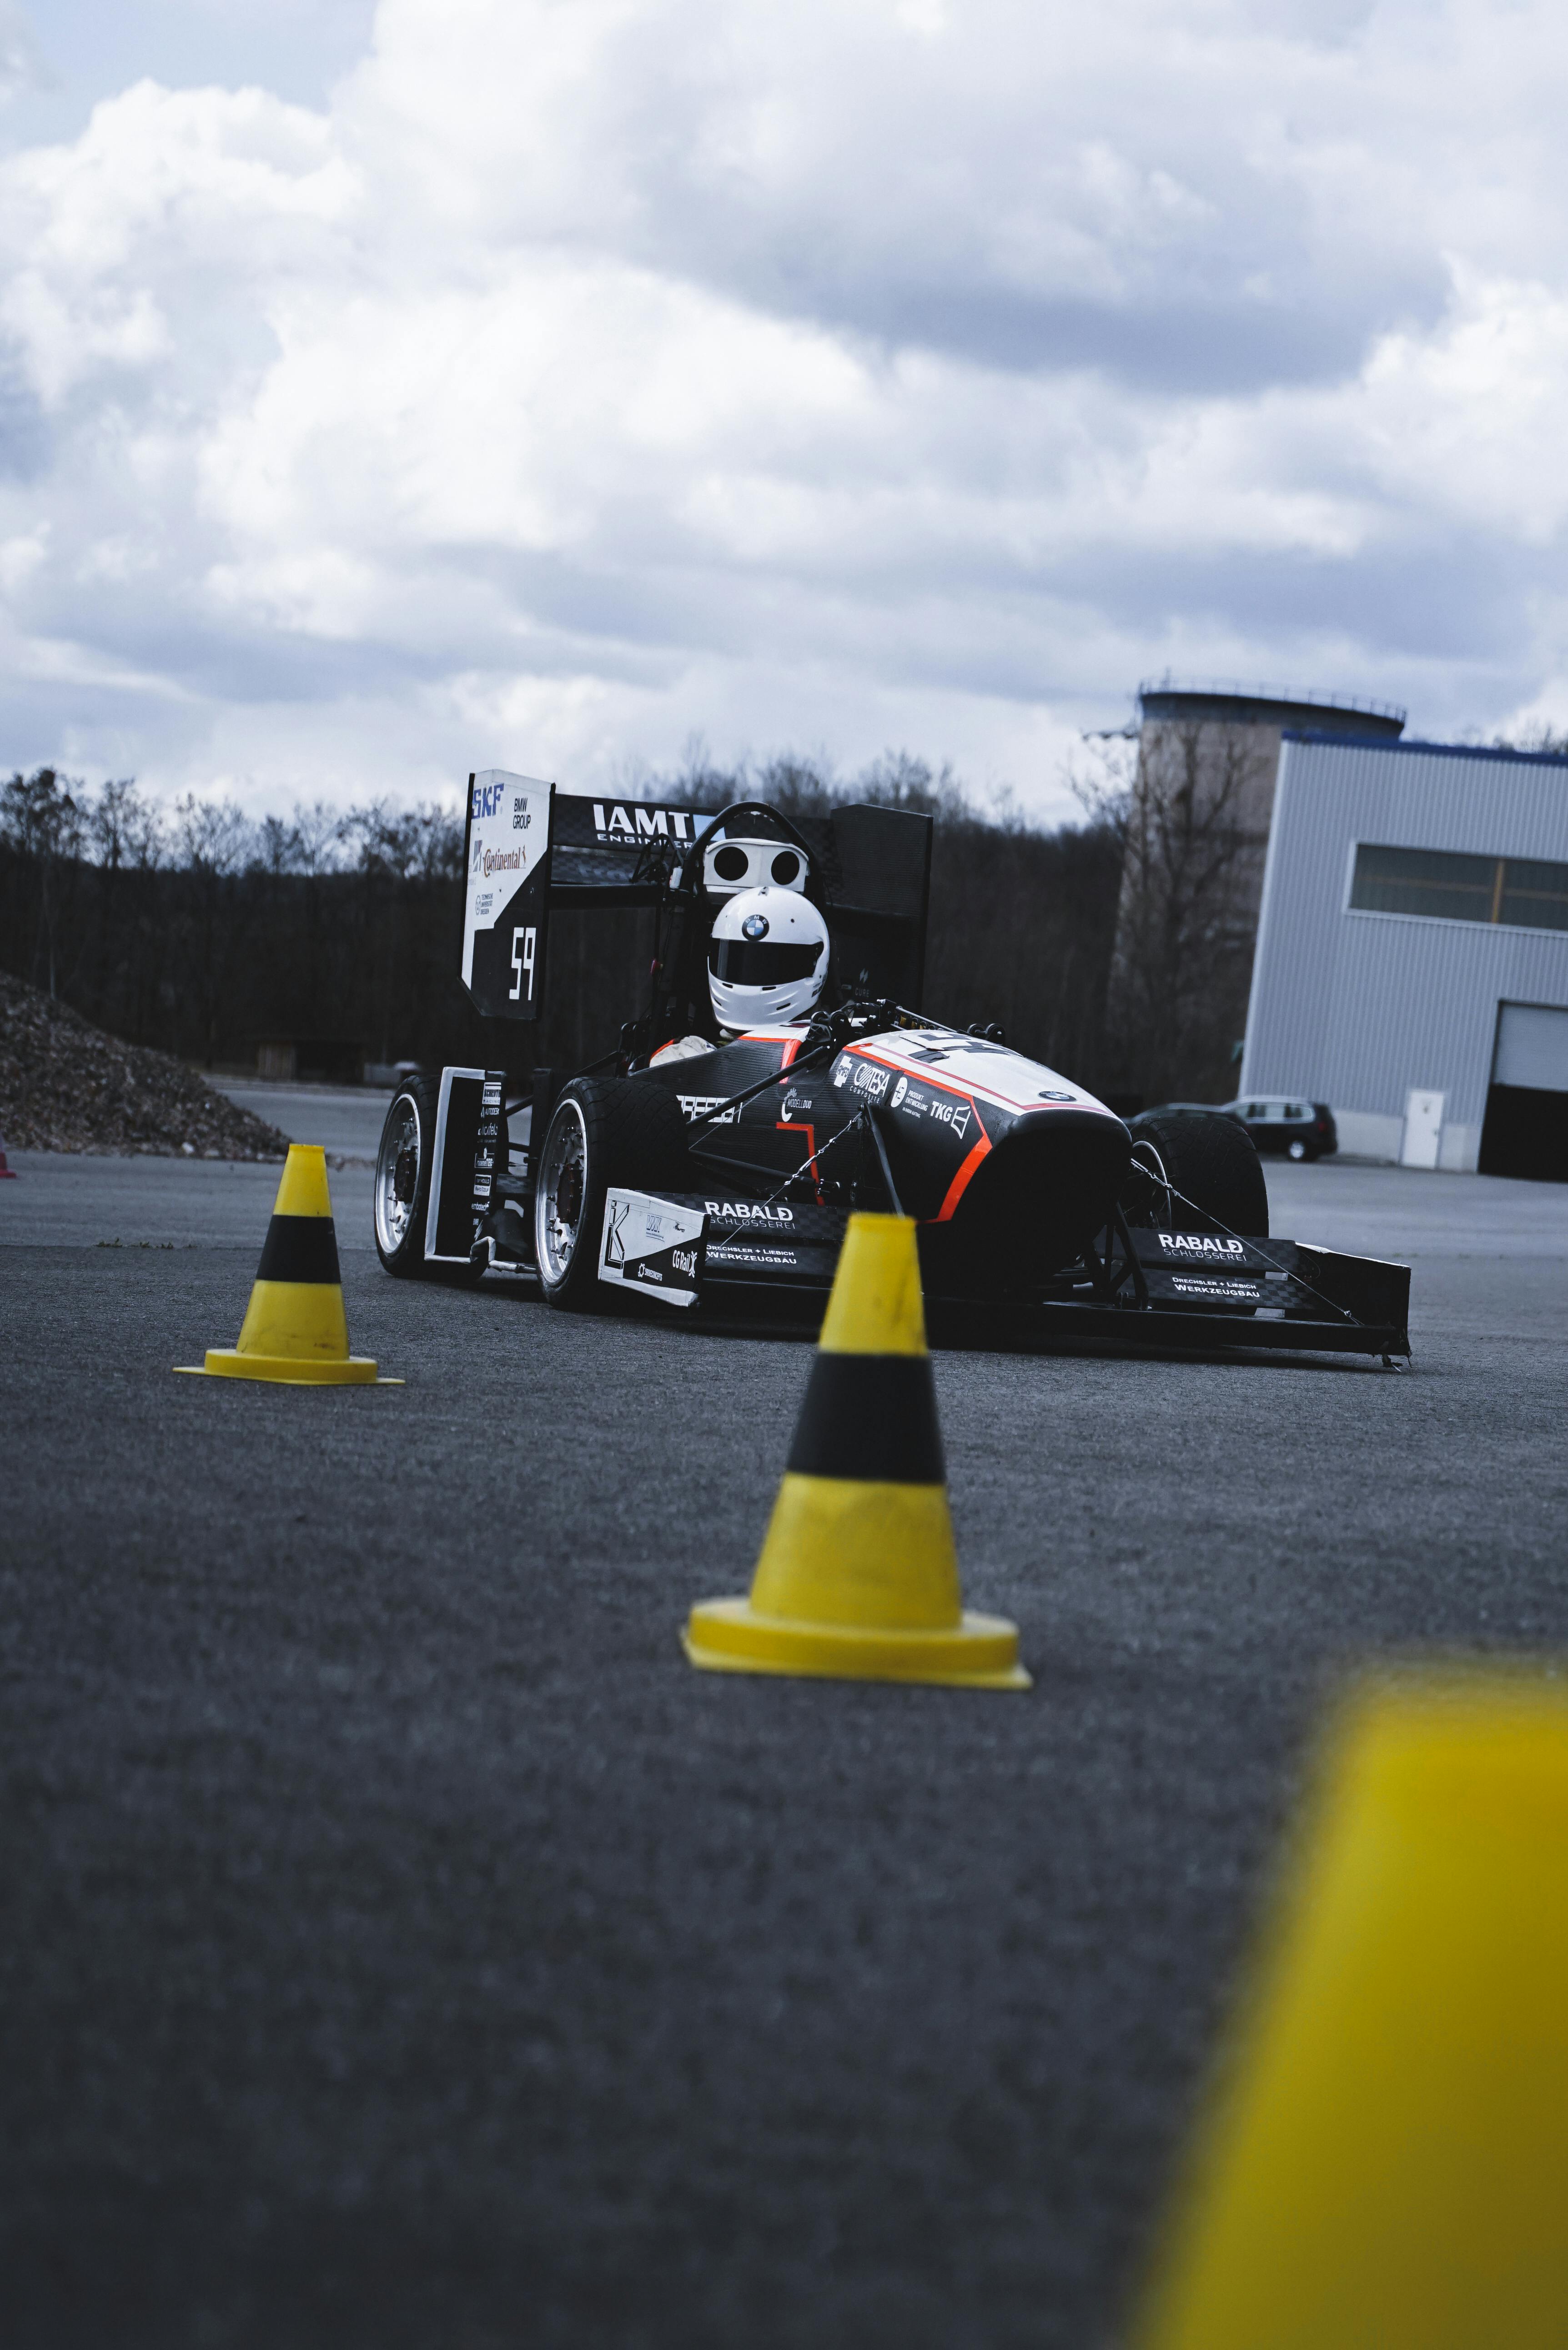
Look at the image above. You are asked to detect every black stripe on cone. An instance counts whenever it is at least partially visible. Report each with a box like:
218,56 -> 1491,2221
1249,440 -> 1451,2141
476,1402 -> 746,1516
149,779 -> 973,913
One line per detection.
785,1353 -> 945,1485
254,1215 -> 342,1285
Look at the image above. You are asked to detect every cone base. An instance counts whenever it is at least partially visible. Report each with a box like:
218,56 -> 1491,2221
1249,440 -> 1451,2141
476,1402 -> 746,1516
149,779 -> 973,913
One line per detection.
684,1597 -> 1030,1689
175,1349 -> 390,1385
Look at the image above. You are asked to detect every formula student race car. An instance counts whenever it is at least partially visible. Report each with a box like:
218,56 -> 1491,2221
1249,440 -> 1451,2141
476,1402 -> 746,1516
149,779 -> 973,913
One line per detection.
372,775 -> 1410,1360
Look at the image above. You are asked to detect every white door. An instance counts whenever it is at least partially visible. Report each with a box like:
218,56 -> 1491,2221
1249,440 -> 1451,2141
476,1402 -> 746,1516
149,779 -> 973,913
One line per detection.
1401,1088 -> 1444,1169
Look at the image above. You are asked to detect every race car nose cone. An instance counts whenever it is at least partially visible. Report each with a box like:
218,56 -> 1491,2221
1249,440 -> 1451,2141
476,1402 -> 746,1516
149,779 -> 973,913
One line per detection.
682,1212 -> 1028,1689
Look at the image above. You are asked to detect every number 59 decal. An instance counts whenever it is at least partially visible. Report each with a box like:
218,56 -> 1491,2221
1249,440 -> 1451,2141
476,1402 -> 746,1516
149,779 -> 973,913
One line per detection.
510,926 -> 537,1002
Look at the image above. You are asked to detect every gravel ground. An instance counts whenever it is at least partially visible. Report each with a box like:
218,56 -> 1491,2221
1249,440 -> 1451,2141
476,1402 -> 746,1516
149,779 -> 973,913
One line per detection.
3,1159 -> 1567,2348
0,969 -> 287,1159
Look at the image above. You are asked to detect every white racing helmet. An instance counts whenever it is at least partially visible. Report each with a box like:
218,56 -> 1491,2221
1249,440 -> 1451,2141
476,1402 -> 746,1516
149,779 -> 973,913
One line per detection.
708,886 -> 830,1031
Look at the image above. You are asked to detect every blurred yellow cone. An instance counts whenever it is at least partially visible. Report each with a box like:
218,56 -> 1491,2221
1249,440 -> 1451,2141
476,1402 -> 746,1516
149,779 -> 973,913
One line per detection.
683,1212 -> 1027,1688
1136,1673 -> 1568,2350
176,1144 -> 396,1385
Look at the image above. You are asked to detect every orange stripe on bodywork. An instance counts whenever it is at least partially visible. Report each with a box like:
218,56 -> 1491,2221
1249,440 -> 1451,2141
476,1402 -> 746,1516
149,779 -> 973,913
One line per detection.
776,1120 -> 821,1201
779,1038 -> 801,1069
936,1130 -> 992,1222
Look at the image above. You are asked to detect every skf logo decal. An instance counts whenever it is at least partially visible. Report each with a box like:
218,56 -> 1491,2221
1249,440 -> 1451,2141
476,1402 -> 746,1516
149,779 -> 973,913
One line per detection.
1156,1232 -> 1246,1258
704,1200 -> 795,1224
472,779 -> 506,820
891,1075 -> 908,1108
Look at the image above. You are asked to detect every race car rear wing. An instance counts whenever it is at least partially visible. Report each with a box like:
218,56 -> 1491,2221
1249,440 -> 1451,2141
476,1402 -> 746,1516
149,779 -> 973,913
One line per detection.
461,775 -> 933,1020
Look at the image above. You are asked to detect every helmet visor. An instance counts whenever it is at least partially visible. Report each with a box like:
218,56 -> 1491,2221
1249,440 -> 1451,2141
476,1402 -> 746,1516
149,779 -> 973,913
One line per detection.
708,939 -> 821,987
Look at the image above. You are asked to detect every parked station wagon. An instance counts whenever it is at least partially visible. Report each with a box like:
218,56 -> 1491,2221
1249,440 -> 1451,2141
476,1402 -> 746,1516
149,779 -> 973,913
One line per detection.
1221,1096 -> 1339,1162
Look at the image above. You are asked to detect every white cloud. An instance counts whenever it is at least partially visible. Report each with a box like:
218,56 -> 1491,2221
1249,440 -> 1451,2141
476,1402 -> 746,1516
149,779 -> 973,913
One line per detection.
2,0 -> 1568,818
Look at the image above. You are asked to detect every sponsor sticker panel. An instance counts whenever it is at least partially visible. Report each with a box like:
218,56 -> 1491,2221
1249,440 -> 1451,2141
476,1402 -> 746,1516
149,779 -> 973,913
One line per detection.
462,770 -> 553,1021
598,1190 -> 707,1308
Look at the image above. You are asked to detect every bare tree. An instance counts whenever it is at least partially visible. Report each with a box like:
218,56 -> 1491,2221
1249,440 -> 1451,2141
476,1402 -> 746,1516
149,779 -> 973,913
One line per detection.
1102,719 -> 1275,1103
87,778 -> 164,873
0,768 -> 85,995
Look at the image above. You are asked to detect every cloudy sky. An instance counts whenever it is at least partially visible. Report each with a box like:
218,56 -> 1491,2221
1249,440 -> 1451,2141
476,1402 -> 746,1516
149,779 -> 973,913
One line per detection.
1,0 -> 1565,821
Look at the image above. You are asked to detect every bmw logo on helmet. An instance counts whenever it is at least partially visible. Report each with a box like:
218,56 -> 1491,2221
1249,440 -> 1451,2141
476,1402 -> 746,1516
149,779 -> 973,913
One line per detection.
742,912 -> 769,939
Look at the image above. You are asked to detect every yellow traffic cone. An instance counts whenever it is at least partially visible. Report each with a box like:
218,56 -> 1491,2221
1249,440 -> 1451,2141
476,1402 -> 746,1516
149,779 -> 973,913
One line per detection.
176,1145 -> 395,1385
1135,1673 -> 1568,2350
683,1212 -> 1028,1688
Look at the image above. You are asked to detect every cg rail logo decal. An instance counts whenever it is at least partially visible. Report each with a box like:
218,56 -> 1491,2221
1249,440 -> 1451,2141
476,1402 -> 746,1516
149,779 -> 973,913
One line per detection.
676,1094 -> 740,1125
704,1200 -> 795,1224
1156,1232 -> 1247,1258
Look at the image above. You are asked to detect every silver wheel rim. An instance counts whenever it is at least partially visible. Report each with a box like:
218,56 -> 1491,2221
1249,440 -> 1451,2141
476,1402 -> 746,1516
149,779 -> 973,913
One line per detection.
375,1094 -> 422,1255
535,1099 -> 588,1286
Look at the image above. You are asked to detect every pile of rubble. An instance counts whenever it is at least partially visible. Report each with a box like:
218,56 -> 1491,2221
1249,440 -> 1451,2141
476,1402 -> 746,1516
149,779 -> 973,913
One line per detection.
0,968 -> 289,1159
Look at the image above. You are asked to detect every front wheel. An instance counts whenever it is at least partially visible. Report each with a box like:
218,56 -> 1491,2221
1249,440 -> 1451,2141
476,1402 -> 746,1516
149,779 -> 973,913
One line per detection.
1286,1136 -> 1313,1162
1125,1109 -> 1269,1238
533,1075 -> 691,1310
374,1074 -> 441,1274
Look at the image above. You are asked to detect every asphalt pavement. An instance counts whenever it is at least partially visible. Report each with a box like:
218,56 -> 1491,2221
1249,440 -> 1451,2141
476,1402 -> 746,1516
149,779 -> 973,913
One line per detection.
211,1080 -> 394,1163
3,1154 -> 1567,2347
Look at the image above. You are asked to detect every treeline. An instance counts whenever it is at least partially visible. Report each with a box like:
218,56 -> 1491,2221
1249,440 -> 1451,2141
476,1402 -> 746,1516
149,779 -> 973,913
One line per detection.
0,757 -> 1127,1095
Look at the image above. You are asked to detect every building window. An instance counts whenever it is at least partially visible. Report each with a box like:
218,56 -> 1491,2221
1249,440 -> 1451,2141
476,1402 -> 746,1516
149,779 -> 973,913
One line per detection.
1350,844 -> 1568,933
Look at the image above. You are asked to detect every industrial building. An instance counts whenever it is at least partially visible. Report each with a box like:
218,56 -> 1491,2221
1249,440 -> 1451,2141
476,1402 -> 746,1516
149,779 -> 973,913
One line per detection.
1106,678 -> 1408,1104
1241,735 -> 1568,1178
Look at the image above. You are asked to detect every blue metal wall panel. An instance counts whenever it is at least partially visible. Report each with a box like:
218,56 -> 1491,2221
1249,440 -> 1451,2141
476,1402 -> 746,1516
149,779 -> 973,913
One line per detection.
1242,738 -> 1568,1132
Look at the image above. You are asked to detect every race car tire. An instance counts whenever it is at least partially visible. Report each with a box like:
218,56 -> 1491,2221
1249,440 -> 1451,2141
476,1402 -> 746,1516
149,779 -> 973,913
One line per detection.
1130,1110 -> 1269,1239
533,1074 -> 692,1311
373,1072 -> 442,1275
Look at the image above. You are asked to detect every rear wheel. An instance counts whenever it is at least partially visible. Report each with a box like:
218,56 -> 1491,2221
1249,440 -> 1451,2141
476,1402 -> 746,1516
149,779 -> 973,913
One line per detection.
1286,1135 -> 1314,1162
533,1075 -> 692,1310
374,1073 -> 441,1274
1126,1110 -> 1269,1238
